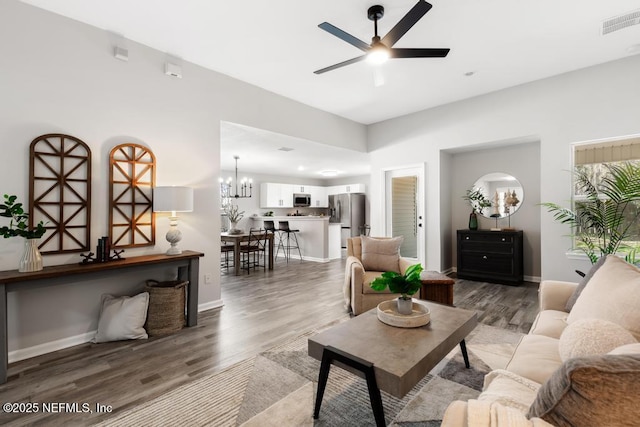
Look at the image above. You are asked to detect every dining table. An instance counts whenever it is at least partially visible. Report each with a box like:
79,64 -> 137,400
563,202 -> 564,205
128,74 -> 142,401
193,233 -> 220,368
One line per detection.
221,231 -> 275,276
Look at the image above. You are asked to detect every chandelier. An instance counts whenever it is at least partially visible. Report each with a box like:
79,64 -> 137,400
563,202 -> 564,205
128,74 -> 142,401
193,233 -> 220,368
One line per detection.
220,156 -> 252,206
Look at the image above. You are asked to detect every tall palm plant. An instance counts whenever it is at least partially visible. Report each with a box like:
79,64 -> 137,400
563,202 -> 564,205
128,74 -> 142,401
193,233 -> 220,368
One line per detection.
542,162 -> 640,264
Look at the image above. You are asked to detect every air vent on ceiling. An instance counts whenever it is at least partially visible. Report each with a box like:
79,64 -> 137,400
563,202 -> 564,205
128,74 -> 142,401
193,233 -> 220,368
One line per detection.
602,9 -> 640,35
278,147 -> 294,152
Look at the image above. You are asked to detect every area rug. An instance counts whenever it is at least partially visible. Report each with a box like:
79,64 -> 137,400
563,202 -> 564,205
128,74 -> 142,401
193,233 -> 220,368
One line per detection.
95,319 -> 523,427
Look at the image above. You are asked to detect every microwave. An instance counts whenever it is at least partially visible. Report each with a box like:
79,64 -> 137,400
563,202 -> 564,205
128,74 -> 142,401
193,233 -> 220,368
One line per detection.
293,193 -> 311,207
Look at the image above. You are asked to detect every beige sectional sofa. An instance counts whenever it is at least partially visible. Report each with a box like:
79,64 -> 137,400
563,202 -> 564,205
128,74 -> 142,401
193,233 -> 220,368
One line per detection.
442,255 -> 640,426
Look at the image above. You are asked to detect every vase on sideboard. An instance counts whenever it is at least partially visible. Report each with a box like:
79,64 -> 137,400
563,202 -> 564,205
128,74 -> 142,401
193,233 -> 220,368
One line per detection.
19,238 -> 43,272
468,212 -> 478,230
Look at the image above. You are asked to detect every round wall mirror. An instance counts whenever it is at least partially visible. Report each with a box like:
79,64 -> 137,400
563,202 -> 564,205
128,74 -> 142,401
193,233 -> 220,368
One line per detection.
471,173 -> 524,219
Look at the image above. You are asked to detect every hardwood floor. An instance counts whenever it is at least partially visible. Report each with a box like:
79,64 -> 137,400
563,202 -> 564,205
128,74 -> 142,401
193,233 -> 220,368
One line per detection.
0,257 -> 539,425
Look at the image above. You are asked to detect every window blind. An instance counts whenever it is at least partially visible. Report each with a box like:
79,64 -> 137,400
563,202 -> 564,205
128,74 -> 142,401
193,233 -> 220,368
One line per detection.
575,137 -> 640,165
392,176 -> 418,258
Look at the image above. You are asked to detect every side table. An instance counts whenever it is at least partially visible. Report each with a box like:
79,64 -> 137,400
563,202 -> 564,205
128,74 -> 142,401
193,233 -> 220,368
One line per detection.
420,271 -> 455,306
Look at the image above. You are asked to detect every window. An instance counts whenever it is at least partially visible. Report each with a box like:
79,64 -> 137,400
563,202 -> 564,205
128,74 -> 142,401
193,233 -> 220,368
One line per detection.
572,136 -> 640,258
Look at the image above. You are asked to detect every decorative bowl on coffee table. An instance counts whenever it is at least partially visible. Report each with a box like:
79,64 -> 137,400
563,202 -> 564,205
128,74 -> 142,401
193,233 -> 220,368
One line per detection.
376,299 -> 431,328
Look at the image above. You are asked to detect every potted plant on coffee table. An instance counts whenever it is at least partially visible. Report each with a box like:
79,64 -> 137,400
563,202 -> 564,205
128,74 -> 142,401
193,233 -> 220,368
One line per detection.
0,194 -> 47,272
370,263 -> 424,314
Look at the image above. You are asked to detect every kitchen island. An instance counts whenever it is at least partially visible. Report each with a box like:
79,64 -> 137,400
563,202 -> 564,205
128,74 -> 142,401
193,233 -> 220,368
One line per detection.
252,216 -> 340,262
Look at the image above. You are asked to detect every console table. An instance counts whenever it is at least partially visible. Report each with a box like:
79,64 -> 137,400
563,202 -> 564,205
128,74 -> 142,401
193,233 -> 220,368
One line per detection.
0,250 -> 204,384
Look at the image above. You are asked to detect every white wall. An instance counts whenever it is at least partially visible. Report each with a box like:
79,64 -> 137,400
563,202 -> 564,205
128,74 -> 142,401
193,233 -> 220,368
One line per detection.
0,1 -> 365,357
368,55 -> 640,280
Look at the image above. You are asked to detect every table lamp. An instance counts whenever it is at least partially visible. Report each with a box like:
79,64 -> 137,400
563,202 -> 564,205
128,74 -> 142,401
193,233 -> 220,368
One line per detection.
153,186 -> 194,255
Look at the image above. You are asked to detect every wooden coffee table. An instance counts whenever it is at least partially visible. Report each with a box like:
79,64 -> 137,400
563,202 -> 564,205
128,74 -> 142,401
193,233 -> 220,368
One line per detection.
308,301 -> 477,426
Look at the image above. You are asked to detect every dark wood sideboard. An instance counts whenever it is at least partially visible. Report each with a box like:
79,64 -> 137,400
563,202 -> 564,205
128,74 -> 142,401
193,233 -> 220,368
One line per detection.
0,250 -> 204,384
457,230 -> 523,285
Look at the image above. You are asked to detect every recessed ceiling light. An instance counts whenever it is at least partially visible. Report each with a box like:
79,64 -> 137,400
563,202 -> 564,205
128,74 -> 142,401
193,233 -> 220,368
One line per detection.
298,166 -> 305,171
320,170 -> 338,177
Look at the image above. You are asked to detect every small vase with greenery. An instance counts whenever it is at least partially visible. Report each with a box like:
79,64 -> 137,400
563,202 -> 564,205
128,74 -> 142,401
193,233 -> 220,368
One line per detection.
370,263 -> 424,314
0,194 -> 46,239
541,162 -> 640,265
1,194 -> 47,272
224,203 -> 244,235
463,188 -> 492,230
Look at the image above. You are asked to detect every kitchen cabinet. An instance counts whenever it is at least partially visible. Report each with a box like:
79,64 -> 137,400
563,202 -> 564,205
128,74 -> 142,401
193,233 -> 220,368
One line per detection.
260,183 -> 293,208
457,230 -> 523,284
326,183 -> 366,195
308,186 -> 328,207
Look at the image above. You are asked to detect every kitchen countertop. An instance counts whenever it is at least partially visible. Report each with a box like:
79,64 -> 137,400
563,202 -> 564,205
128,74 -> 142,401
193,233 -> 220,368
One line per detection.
252,215 -> 330,221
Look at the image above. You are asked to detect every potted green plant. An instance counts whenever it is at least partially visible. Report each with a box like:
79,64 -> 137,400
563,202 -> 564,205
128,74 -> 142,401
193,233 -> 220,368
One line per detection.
462,188 -> 492,230
370,263 -> 424,314
541,162 -> 640,265
0,194 -> 47,272
224,203 -> 245,235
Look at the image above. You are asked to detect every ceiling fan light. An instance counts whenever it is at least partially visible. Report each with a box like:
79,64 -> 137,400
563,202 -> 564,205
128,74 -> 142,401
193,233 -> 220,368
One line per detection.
367,45 -> 389,65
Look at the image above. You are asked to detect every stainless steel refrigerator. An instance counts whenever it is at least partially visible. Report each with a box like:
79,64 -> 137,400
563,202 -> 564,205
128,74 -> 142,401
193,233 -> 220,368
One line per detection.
329,193 -> 366,248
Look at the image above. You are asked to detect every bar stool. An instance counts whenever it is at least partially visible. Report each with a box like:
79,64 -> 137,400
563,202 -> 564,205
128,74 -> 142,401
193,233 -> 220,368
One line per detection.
263,220 -> 279,266
276,220 -> 302,263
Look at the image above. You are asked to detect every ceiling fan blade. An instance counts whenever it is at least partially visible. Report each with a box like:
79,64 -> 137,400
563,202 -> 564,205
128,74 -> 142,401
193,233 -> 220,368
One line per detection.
390,48 -> 450,58
318,22 -> 371,52
381,0 -> 432,47
314,55 -> 367,74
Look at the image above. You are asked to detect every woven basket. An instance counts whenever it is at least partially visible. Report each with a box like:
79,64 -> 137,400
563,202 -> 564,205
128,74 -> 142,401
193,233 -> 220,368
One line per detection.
144,280 -> 187,336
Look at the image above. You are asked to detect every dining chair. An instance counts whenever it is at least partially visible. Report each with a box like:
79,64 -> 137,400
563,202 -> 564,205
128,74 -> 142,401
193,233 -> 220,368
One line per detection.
240,228 -> 267,273
221,242 -> 234,273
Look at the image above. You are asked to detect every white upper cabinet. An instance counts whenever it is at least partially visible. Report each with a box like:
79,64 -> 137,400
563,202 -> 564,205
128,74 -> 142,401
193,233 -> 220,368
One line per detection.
308,186 -> 328,208
260,183 -> 294,208
326,184 -> 366,195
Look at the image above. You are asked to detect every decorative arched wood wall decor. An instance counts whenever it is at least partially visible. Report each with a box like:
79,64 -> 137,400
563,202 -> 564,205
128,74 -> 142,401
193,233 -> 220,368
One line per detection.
29,134 -> 92,254
109,143 -> 156,248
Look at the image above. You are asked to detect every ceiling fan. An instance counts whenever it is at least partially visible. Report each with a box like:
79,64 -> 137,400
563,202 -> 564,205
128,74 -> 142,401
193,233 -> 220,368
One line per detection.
314,0 -> 450,74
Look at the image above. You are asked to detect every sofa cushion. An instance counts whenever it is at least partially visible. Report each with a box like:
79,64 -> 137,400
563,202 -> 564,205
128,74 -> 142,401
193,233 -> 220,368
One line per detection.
527,354 -> 640,426
360,236 -> 403,273
505,334 -> 562,384
362,271 -> 394,294
567,255 -> 640,340
528,310 -> 568,339
565,255 -> 607,311
558,318 -> 637,362
609,343 -> 640,355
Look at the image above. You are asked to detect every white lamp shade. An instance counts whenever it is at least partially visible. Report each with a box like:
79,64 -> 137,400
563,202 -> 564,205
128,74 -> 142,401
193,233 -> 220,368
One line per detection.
153,186 -> 194,212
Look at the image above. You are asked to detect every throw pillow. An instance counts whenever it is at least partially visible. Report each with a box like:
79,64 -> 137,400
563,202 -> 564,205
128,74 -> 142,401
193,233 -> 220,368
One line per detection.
93,292 -> 150,343
609,343 -> 640,355
527,354 -> 640,426
360,236 -> 403,273
567,255 -> 640,340
565,255 -> 607,311
558,318 -> 637,362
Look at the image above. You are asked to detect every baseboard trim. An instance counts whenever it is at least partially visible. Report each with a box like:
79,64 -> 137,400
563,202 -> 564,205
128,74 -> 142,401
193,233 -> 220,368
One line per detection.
451,267 -> 541,283
9,299 -> 226,363
275,254 -> 329,263
9,330 -> 96,363
199,299 -> 224,312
